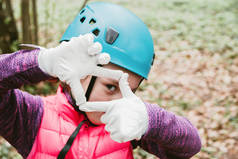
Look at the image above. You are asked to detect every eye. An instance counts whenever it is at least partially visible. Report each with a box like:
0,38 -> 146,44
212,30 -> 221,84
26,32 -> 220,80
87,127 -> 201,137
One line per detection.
106,84 -> 116,92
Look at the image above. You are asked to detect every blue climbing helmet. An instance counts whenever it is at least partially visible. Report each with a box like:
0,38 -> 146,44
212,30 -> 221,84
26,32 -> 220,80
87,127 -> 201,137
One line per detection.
60,2 -> 154,79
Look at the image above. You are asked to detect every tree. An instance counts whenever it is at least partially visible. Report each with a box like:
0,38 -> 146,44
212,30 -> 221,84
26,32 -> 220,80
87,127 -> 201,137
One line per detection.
21,0 -> 32,44
32,0 -> 38,44
0,0 -> 18,53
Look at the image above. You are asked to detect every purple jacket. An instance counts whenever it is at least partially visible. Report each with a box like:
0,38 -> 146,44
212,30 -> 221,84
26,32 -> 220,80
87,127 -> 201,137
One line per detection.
0,49 -> 201,159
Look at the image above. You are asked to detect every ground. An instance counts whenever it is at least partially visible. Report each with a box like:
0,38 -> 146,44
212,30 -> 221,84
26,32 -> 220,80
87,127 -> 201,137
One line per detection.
1,0 -> 238,158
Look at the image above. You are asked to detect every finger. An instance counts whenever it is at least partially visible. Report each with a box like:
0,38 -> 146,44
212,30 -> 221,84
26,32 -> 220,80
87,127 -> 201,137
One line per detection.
119,73 -> 134,98
96,53 -> 110,65
101,113 -> 117,125
110,133 -> 124,143
70,36 -> 81,42
105,116 -> 118,133
105,124 -> 110,133
111,132 -> 135,143
83,33 -> 94,46
80,101 -> 114,112
100,114 -> 108,124
68,78 -> 86,106
72,33 -> 94,48
88,42 -> 102,56
105,122 -> 117,134
91,67 -> 123,81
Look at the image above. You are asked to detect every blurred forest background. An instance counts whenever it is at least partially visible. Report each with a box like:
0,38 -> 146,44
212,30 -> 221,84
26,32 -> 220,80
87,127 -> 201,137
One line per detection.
1,0 -> 238,158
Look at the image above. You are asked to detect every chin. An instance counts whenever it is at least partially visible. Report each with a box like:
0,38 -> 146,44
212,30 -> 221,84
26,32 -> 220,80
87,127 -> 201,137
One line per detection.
85,112 -> 104,125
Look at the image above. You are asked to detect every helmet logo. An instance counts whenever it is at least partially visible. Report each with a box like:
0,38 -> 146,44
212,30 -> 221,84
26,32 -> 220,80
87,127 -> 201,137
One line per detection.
106,27 -> 119,44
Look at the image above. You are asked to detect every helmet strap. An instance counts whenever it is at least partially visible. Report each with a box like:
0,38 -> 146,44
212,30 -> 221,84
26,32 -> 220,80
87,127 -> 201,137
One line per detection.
85,64 -> 103,100
85,76 -> 97,101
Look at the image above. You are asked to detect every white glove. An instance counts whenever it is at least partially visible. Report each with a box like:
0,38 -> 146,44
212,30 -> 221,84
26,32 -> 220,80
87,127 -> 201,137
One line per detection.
80,73 -> 149,143
38,33 -> 123,105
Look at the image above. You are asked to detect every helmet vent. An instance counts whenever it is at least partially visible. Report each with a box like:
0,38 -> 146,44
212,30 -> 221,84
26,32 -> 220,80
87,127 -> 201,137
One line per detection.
80,9 -> 85,14
92,28 -> 100,36
89,19 -> 96,25
80,17 -> 86,23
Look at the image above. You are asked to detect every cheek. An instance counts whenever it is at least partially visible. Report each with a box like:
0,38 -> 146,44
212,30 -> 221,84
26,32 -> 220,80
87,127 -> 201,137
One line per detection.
85,112 -> 104,125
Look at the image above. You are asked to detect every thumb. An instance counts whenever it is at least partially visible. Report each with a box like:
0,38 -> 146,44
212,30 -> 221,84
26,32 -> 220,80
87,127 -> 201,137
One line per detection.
80,101 -> 114,112
119,73 -> 134,98
68,77 -> 86,106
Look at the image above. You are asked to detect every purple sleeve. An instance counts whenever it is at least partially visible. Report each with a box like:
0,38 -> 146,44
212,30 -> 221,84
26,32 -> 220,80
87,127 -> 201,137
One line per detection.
140,103 -> 201,159
0,49 -> 51,158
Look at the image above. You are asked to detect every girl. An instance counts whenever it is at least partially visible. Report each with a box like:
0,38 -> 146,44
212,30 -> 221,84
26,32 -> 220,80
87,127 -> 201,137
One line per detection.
0,2 -> 201,159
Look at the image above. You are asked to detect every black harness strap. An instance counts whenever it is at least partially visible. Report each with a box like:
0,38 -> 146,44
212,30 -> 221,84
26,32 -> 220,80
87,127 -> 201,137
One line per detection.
85,65 -> 103,101
57,120 -> 86,159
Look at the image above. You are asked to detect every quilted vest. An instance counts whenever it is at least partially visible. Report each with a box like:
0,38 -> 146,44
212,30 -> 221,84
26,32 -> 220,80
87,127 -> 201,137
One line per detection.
27,86 -> 134,159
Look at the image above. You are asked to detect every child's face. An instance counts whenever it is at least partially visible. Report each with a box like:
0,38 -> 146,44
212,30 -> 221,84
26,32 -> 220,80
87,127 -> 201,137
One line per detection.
81,63 -> 142,125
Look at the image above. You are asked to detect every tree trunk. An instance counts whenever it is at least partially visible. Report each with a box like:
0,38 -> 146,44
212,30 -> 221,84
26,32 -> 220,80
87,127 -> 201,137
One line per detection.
32,0 -> 38,44
21,0 -> 32,44
0,0 -> 18,53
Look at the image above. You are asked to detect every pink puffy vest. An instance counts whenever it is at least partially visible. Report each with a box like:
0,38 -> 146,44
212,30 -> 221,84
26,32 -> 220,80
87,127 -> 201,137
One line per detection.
27,86 -> 134,159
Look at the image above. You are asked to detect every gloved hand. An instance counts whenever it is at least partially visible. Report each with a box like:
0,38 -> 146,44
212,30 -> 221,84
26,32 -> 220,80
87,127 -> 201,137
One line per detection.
80,73 -> 149,143
38,33 -> 123,105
